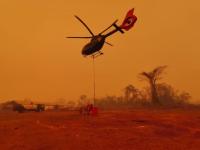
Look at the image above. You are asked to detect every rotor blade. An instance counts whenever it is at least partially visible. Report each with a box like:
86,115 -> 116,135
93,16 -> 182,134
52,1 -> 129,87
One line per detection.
105,41 -> 113,46
66,36 -> 92,39
99,20 -> 118,35
74,15 -> 94,36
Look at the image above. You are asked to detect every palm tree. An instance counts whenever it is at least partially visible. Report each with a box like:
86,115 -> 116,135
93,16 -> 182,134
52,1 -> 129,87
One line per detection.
139,66 -> 167,104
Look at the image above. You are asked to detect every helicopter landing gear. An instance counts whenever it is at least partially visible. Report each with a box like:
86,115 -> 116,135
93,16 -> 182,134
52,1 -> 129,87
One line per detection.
91,51 -> 103,58
100,52 -> 104,55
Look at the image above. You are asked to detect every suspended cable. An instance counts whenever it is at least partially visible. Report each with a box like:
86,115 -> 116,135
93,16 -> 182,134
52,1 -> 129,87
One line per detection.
92,55 -> 96,106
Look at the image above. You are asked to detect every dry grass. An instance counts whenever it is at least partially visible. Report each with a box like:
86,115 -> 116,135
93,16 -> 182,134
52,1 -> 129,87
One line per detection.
0,109 -> 200,150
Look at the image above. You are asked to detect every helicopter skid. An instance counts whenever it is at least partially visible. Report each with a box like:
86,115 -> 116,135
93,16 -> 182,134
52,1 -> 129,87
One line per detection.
91,51 -> 103,58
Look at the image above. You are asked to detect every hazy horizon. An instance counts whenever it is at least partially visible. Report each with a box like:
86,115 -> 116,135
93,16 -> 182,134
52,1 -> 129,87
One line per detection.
0,0 -> 200,103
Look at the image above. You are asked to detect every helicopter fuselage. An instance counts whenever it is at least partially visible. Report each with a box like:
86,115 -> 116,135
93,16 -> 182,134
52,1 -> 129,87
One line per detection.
82,35 -> 105,56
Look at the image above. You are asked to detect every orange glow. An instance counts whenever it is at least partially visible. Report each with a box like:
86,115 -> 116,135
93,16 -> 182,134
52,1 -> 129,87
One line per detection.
0,0 -> 200,102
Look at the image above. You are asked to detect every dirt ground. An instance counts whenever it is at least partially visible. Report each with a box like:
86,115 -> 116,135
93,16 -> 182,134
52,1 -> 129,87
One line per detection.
0,109 -> 200,150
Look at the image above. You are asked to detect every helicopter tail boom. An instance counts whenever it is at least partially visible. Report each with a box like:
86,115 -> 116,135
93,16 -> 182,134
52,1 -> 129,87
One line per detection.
113,23 -> 124,34
104,23 -> 124,38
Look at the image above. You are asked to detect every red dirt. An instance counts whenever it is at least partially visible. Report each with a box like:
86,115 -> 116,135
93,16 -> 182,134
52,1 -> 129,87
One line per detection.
0,109 -> 200,150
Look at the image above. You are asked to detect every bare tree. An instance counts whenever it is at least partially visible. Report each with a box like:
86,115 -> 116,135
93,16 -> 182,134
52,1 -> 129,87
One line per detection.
139,66 -> 167,104
124,84 -> 139,101
157,83 -> 191,105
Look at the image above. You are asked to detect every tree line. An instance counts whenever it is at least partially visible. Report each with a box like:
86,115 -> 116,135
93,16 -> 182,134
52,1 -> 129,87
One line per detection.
80,66 -> 192,108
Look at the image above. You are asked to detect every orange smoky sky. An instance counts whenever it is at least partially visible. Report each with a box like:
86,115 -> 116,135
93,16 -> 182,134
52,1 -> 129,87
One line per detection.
0,0 -> 200,103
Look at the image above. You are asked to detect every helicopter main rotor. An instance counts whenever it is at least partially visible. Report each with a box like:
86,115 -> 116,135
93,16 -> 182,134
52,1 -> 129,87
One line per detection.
66,15 -> 114,46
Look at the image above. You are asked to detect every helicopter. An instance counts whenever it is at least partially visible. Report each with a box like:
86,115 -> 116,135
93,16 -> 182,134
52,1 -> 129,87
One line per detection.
66,8 -> 137,57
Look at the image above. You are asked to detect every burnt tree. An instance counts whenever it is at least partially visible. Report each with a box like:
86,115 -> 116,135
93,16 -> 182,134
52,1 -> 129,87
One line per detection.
139,66 -> 167,104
